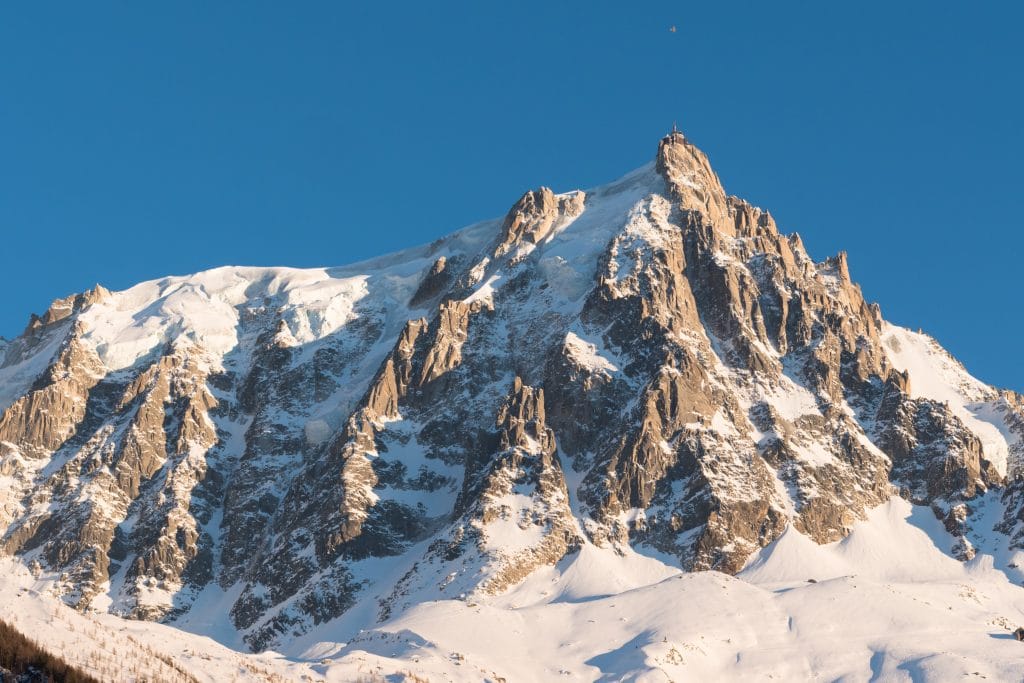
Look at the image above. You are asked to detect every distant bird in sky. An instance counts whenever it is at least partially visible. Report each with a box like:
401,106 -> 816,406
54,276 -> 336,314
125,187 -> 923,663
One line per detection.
669,25 -> 677,33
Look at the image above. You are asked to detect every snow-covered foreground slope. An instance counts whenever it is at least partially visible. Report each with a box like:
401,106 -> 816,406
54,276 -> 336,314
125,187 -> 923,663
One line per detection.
0,559 -> 316,682
297,498 -> 1024,681
281,494 -> 1024,680
7,498 -> 1024,682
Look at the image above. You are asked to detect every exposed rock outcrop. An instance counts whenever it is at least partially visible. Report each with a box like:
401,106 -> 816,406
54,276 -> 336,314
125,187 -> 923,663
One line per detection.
494,187 -> 585,259
0,324 -> 105,458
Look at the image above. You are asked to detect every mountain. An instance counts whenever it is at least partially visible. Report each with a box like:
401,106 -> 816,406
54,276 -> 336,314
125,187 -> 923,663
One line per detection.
2,129 -> 1024,680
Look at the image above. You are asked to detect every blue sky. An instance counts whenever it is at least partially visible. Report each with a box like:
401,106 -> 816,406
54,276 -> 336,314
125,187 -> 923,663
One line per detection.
2,2 -> 1021,389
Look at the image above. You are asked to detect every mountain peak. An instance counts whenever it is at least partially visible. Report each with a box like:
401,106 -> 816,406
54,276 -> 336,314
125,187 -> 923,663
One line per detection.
655,127 -> 730,229
2,127 -> 1024,679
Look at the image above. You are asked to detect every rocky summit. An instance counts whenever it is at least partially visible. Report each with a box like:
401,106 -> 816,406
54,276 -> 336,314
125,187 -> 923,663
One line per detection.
2,130 -> 1024,672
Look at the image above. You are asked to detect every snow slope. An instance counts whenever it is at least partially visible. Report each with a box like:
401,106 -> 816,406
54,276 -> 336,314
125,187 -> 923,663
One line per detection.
0,559 -> 316,683
280,499 -> 1024,682
882,323 -> 1022,476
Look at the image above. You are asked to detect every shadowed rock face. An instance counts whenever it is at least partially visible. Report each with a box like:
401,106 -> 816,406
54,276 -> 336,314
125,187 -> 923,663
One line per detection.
1,130 -> 1022,650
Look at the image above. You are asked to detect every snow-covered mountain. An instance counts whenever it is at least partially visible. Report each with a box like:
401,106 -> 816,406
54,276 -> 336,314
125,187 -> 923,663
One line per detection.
3,129 -> 1024,681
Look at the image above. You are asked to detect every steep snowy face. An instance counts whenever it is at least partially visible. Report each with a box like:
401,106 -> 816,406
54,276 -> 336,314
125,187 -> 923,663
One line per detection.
880,323 -> 1022,477
1,129 -> 1022,652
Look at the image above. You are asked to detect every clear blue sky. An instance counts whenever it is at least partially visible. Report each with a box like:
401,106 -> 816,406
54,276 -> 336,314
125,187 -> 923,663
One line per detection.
2,2 -> 1021,389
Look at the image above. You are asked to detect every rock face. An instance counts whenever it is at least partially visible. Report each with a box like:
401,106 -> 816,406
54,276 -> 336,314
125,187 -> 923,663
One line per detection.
1,129 -> 1022,651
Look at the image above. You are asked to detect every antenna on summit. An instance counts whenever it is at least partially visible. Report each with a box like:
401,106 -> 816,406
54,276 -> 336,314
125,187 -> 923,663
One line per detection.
671,121 -> 682,138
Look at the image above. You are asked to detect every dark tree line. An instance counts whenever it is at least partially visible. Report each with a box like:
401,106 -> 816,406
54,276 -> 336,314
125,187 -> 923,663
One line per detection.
0,619 -> 100,683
